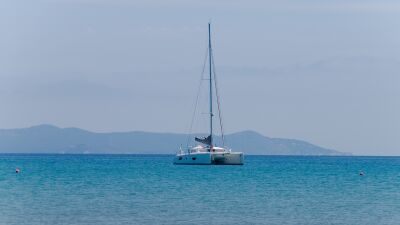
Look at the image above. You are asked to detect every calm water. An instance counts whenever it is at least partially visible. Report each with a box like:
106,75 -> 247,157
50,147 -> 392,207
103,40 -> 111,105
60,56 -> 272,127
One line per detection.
0,155 -> 399,225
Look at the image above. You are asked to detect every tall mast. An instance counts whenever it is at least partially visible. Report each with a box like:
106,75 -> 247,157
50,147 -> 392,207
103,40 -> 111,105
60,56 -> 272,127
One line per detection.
208,23 -> 213,148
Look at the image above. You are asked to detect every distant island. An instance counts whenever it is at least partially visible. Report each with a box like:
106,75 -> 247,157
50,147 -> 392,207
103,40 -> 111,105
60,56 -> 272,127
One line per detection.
0,124 -> 349,155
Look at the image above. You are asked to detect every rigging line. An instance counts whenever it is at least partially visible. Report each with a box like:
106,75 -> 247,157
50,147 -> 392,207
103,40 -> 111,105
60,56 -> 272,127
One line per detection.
211,50 -> 226,147
186,46 -> 209,148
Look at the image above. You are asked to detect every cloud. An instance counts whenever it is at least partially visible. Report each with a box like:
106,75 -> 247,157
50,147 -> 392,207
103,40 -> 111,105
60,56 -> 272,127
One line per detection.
292,2 -> 400,13
32,0 -> 400,13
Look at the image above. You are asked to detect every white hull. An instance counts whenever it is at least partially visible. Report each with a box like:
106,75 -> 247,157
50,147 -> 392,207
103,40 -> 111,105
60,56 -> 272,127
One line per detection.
174,151 -> 244,165
211,152 -> 244,165
173,152 -> 212,165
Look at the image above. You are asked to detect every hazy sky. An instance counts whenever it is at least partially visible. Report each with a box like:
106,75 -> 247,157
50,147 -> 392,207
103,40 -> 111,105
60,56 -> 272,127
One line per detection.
1,0 -> 399,155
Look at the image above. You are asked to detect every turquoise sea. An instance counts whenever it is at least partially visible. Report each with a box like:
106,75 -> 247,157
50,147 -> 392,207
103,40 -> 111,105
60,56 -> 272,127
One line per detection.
0,155 -> 399,225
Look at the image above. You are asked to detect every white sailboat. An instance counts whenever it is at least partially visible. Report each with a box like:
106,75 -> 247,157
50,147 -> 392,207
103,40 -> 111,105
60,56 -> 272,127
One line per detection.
173,23 -> 244,165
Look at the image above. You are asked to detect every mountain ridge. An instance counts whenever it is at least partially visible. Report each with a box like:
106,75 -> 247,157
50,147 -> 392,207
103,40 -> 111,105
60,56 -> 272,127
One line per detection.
0,124 -> 349,155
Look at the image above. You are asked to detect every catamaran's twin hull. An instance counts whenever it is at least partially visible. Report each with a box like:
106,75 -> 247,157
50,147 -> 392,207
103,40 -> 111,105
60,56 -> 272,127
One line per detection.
173,152 -> 244,165
212,152 -> 244,165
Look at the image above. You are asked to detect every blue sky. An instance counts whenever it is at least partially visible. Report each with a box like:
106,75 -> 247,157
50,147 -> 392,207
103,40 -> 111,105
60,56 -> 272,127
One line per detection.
1,0 -> 399,155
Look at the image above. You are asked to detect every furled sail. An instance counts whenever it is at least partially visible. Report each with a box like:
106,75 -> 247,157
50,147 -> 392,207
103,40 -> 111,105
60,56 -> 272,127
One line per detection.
195,135 -> 212,145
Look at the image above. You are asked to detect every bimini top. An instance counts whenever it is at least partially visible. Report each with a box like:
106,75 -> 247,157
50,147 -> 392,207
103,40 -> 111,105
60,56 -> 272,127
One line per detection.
195,135 -> 211,146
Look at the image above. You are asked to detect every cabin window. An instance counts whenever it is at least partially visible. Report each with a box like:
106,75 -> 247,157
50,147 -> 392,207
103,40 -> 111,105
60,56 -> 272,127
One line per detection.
178,157 -> 182,160
192,157 -> 196,160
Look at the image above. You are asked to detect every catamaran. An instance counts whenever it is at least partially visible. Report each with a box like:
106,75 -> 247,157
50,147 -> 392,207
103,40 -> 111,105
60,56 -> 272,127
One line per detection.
173,23 -> 244,165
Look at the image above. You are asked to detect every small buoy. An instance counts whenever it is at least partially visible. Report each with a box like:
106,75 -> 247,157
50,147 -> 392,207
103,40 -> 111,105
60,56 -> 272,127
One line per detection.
15,168 -> 20,173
